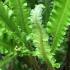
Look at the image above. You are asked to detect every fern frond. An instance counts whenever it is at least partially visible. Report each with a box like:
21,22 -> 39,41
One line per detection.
47,0 -> 70,52
0,3 -> 21,38
30,4 -> 56,69
9,0 -> 30,34
0,2 -> 27,50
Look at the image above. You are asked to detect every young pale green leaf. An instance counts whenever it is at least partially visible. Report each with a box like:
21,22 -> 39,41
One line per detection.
30,4 -> 56,69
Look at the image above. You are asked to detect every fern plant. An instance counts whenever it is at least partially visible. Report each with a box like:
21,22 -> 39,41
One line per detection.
0,0 -> 70,70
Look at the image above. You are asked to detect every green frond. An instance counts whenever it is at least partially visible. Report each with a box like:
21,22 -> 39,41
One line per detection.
0,3 -> 21,38
47,0 -> 70,52
9,0 -> 30,34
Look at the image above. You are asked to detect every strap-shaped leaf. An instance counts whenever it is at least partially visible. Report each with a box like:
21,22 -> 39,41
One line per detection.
47,0 -> 70,52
